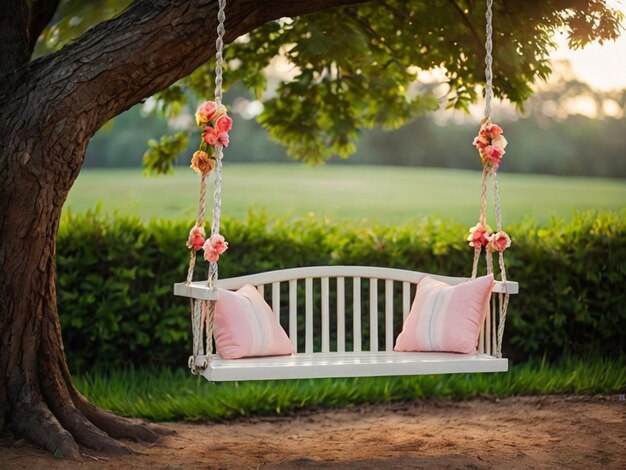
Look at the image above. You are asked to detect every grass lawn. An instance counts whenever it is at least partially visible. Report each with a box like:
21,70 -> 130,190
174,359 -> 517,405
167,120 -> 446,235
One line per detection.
75,357 -> 626,421
65,164 -> 626,225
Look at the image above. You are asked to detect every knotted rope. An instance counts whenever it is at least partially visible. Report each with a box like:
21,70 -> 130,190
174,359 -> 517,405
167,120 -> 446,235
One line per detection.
470,0 -> 510,358
188,0 -> 228,375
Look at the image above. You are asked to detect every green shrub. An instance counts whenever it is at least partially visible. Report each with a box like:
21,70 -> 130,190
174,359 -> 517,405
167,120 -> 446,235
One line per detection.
57,210 -> 625,372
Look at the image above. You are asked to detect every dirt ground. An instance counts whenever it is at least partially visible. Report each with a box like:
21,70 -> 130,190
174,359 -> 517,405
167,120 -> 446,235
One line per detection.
1,395 -> 625,469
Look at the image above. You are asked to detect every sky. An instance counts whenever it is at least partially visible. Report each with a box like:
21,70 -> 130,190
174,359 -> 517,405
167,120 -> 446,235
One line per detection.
552,0 -> 626,91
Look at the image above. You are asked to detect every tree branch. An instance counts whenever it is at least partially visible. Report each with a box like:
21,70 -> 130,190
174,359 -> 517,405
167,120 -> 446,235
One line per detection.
0,0 -> 60,82
21,0 -> 369,139
344,7 -> 402,67
0,0 -> 31,80
446,0 -> 483,57
27,0 -> 62,53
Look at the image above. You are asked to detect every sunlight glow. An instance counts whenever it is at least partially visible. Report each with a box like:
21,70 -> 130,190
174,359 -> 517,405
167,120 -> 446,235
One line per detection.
551,1 -> 626,91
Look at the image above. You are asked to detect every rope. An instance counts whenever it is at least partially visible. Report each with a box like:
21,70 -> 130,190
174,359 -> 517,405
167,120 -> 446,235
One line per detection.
214,0 -> 226,107
188,0 -> 228,374
208,0 -> 227,290
188,299 -> 205,374
471,246 -> 481,279
471,0 -> 510,358
186,174 -> 209,283
484,0 -> 494,119
208,149 -> 223,288
471,166 -> 490,279
492,170 -> 504,233
492,171 -> 509,356
205,301 -> 216,357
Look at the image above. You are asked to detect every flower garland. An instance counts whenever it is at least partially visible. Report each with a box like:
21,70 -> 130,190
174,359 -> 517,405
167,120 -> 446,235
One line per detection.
190,101 -> 233,176
472,120 -> 507,170
468,120 -> 511,254
467,223 -> 511,253
187,100 -> 233,263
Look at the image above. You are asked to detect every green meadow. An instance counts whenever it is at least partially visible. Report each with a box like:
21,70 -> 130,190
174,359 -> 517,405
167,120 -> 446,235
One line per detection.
65,164 -> 626,225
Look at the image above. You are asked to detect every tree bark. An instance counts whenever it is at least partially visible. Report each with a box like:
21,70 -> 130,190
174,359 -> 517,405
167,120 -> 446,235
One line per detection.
0,0 -> 367,460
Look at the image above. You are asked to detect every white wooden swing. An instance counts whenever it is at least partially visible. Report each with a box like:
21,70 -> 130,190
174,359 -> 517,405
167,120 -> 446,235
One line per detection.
174,0 -> 518,382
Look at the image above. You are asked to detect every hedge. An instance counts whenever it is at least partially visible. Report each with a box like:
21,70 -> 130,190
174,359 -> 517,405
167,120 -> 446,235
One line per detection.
57,210 -> 625,372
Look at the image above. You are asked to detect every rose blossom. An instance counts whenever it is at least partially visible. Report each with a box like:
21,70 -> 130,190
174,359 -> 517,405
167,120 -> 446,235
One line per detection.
202,234 -> 228,263
203,246 -> 220,263
488,231 -> 511,253
190,150 -> 215,175
208,234 -> 228,254
217,131 -> 230,147
195,101 -> 218,126
203,126 -> 219,145
473,135 -> 488,150
467,222 -> 492,248
491,135 -> 508,151
186,226 -> 206,251
215,114 -> 233,133
485,123 -> 503,138
483,145 -> 503,165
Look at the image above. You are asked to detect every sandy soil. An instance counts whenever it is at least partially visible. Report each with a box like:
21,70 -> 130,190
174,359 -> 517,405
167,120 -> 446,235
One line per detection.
1,395 -> 625,469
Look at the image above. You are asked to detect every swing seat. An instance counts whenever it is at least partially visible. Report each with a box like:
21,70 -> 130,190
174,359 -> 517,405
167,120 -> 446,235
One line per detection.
182,351 -> 508,382
174,266 -> 518,382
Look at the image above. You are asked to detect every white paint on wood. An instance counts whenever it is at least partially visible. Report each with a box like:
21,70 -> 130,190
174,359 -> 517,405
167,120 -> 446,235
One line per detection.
370,278 -> 378,352
402,282 -> 411,322
353,277 -> 362,352
176,265 -> 518,382
321,277 -> 330,353
200,351 -> 508,382
337,277 -> 345,353
305,277 -> 313,354
272,282 -> 281,323
289,279 -> 297,351
385,280 -> 394,352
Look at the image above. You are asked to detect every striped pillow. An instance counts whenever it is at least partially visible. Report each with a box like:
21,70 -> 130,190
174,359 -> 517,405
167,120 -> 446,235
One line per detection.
394,274 -> 494,354
214,284 -> 295,359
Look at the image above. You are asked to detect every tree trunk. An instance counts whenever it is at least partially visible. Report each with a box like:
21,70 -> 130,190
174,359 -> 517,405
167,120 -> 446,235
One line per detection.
0,110 -> 171,460
0,0 -> 367,460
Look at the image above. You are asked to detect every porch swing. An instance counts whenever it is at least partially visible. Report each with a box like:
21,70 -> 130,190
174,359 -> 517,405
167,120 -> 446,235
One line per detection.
174,0 -> 519,382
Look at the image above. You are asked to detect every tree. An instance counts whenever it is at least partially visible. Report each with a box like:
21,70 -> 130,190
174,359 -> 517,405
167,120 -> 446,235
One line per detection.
0,0 -> 621,460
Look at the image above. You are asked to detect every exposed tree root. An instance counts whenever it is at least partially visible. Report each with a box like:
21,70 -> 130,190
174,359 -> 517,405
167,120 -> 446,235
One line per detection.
10,400 -> 82,461
75,392 -> 175,442
3,318 -> 175,460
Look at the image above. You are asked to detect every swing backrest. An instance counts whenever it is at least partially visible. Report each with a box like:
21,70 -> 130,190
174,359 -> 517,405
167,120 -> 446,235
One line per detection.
215,265 -> 518,356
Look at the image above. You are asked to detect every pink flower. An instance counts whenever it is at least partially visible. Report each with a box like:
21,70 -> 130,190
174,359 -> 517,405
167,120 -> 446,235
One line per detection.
473,135 -> 488,150
491,135 -> 507,151
209,234 -> 228,254
488,231 -> 511,253
467,222 -> 492,248
203,126 -> 219,145
202,234 -> 229,263
186,226 -> 206,251
483,145 -> 503,165
203,247 -> 220,263
486,124 -> 503,138
217,131 -> 229,147
473,121 -> 507,170
195,101 -> 218,126
203,127 -> 230,148
215,103 -> 227,119
215,114 -> 233,133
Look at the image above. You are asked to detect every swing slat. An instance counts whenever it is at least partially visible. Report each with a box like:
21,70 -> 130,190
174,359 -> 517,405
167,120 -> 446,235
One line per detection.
337,277 -> 346,353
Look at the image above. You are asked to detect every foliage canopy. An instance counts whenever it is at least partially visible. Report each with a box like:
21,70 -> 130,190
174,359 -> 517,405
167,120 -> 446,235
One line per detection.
38,1 -> 623,167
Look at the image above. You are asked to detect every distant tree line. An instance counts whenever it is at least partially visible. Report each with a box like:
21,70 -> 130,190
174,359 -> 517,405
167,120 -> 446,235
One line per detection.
85,82 -> 626,179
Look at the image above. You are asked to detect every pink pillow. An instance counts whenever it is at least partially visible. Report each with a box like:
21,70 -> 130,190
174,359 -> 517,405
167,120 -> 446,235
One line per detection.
394,274 -> 494,354
214,284 -> 294,359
